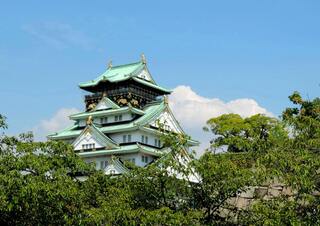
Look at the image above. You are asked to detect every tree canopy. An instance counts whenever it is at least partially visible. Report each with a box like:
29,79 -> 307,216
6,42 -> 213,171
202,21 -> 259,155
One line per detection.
1,91 -> 320,225
282,91 -> 320,149
204,113 -> 288,153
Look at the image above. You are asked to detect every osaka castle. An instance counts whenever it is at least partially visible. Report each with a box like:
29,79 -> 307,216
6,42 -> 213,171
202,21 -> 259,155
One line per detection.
48,55 -> 199,175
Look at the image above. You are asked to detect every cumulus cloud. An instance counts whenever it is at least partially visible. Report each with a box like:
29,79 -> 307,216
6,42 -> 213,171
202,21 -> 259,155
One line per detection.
33,108 -> 79,141
169,85 -> 273,155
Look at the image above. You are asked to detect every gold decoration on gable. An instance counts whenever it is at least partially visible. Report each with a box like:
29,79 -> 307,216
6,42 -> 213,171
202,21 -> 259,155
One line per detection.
86,116 -> 93,125
108,60 -> 112,69
130,99 -> 139,107
117,98 -> 128,105
87,103 -> 96,111
84,128 -> 91,136
141,53 -> 146,64
164,96 -> 169,105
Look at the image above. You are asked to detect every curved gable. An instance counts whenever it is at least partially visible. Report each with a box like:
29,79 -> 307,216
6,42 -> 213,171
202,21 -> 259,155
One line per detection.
72,125 -> 118,151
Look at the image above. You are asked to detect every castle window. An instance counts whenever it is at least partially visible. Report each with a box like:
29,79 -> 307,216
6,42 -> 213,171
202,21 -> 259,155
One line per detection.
82,143 -> 95,150
128,134 -> 132,142
141,155 -> 149,163
141,135 -> 148,144
100,160 -> 108,169
154,138 -> 161,147
100,117 -> 108,124
126,158 -> 135,164
164,124 -> 170,131
115,115 -> 122,122
123,135 -> 127,143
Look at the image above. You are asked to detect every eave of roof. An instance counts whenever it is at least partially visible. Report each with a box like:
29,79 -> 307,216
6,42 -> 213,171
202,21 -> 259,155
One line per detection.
71,124 -> 119,150
78,143 -> 164,157
95,96 -> 120,110
69,106 -> 145,120
139,126 -> 198,146
48,101 -> 197,145
78,61 -> 171,94
132,77 -> 172,94
79,61 -> 144,88
104,158 -> 129,174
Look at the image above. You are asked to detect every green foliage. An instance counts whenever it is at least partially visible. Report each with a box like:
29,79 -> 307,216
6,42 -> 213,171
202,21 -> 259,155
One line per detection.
193,151 -> 258,224
205,113 -> 288,153
240,198 -> 308,225
1,90 -> 320,225
282,91 -> 320,149
0,114 -> 7,130
0,116 -> 205,225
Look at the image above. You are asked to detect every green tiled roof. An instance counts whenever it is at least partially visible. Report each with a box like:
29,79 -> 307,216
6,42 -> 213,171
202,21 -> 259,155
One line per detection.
78,61 -> 171,94
47,100 -> 200,147
73,124 -> 119,148
134,101 -> 166,125
69,106 -> 145,120
79,61 -> 144,87
47,127 -> 81,139
78,143 -> 164,158
132,77 -> 172,93
95,97 -> 120,110
140,126 -> 199,146
48,101 -> 166,140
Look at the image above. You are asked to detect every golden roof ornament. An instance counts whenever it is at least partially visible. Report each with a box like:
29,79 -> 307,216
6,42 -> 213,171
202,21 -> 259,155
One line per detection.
141,53 -> 146,64
86,115 -> 93,125
108,60 -> 112,69
164,96 -> 169,105
111,155 -> 116,162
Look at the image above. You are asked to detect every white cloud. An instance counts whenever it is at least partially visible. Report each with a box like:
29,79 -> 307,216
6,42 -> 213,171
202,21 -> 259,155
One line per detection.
33,108 -> 79,141
169,85 -> 273,155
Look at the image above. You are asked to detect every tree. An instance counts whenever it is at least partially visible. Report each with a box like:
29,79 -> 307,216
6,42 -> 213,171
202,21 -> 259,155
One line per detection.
0,115 -> 203,225
282,91 -> 320,149
0,114 -> 7,130
1,90 -> 320,225
205,113 -> 288,153
239,148 -> 320,225
192,151 -> 259,224
0,115 -> 99,225
239,92 -> 320,225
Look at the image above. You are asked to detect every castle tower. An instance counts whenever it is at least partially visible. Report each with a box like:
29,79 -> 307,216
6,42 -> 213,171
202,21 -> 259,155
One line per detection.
48,56 -> 198,174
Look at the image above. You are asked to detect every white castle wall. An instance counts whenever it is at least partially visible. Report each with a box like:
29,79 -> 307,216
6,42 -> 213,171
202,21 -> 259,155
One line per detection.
109,130 -> 161,147
84,152 -> 154,170
78,112 -> 134,127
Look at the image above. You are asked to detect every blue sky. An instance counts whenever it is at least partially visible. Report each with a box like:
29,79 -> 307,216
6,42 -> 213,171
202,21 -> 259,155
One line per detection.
1,1 -> 320,143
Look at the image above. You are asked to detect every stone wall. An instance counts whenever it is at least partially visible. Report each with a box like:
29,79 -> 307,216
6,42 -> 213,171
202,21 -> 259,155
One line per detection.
233,182 -> 294,210
218,182 -> 296,220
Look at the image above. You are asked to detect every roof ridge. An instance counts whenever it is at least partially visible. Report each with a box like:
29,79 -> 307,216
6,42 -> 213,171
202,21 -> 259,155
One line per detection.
87,124 -> 119,147
134,101 -> 165,125
143,99 -> 164,108
110,61 -> 142,69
